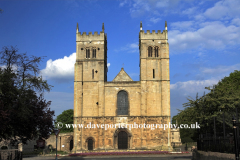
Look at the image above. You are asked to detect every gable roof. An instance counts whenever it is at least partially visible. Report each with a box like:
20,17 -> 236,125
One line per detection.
113,68 -> 133,82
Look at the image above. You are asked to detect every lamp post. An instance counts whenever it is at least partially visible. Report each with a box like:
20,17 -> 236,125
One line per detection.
53,122 -> 62,160
232,116 -> 239,160
54,128 -> 60,160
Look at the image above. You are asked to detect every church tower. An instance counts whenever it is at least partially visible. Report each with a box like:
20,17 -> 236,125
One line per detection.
74,23 -> 107,150
139,21 -> 170,117
72,22 -> 171,152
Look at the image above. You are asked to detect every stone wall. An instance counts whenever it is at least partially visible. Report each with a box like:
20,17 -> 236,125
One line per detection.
192,150 -> 235,160
0,138 -> 37,153
74,116 -> 170,151
45,132 -> 73,152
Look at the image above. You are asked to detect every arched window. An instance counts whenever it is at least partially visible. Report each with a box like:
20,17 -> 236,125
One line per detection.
117,90 -> 128,115
155,46 -> 159,57
86,49 -> 90,58
148,46 -> 152,57
92,48 -> 96,58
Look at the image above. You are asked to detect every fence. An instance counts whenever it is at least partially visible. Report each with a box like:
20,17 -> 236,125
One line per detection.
197,137 -> 235,153
172,142 -> 197,152
0,149 -> 22,160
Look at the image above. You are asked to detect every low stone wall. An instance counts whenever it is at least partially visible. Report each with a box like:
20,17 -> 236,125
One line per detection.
192,150 -> 235,160
45,132 -> 73,152
0,149 -> 22,160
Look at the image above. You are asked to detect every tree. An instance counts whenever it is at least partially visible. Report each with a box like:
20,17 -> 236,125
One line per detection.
56,109 -> 73,133
0,46 -> 54,144
175,70 -> 240,142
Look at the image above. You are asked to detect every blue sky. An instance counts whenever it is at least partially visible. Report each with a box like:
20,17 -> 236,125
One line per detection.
1,0 -> 240,119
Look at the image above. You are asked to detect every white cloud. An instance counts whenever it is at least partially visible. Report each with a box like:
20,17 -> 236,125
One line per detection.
121,0 -> 240,53
231,18 -> 240,26
149,17 -> 161,24
170,21 -> 194,30
182,7 -> 197,16
171,79 -> 218,95
119,0 -> 128,7
170,78 -> 218,116
115,42 -> 139,53
129,73 -> 139,78
200,63 -> 240,76
170,63 -> 240,115
129,43 -> 138,48
41,53 -> 76,83
169,21 -> 240,52
155,0 -> 169,8
203,0 -> 240,20
41,53 -> 111,82
127,0 -> 182,18
0,64 -> 18,72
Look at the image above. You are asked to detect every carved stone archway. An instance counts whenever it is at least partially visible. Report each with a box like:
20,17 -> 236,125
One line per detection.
113,128 -> 132,149
85,137 -> 95,150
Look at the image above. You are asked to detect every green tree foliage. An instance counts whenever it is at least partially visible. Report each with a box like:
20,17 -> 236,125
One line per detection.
56,109 -> 73,133
172,115 -> 177,124
175,70 -> 240,142
0,46 -> 54,144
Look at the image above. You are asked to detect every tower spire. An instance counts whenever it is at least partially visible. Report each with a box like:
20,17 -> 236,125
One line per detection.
140,21 -> 142,30
76,22 -> 79,33
102,23 -> 105,32
165,21 -> 167,31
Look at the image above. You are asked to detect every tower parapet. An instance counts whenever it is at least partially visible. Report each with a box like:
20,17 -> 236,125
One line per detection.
76,23 -> 107,41
139,21 -> 168,40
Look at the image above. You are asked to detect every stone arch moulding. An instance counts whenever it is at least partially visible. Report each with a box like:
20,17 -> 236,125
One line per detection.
115,90 -> 130,116
113,128 -> 132,149
85,137 -> 95,150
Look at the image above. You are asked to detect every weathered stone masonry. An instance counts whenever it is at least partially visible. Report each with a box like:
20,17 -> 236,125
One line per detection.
73,21 -> 170,151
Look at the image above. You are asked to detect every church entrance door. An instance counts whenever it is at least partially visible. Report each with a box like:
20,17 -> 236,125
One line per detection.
88,139 -> 93,150
118,131 -> 128,149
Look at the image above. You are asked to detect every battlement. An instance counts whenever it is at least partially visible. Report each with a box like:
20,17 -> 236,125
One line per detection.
139,21 -> 168,40
76,23 -> 107,41
139,29 -> 167,39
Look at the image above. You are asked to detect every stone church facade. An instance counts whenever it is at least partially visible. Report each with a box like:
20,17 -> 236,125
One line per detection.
73,22 -> 170,152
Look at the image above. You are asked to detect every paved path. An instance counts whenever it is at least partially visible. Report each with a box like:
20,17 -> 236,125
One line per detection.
23,153 -> 192,160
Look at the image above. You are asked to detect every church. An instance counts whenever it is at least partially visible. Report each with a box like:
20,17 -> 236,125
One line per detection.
73,21 -> 171,151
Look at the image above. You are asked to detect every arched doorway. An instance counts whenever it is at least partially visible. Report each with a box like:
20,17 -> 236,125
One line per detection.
88,139 -> 93,150
118,131 -> 128,149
